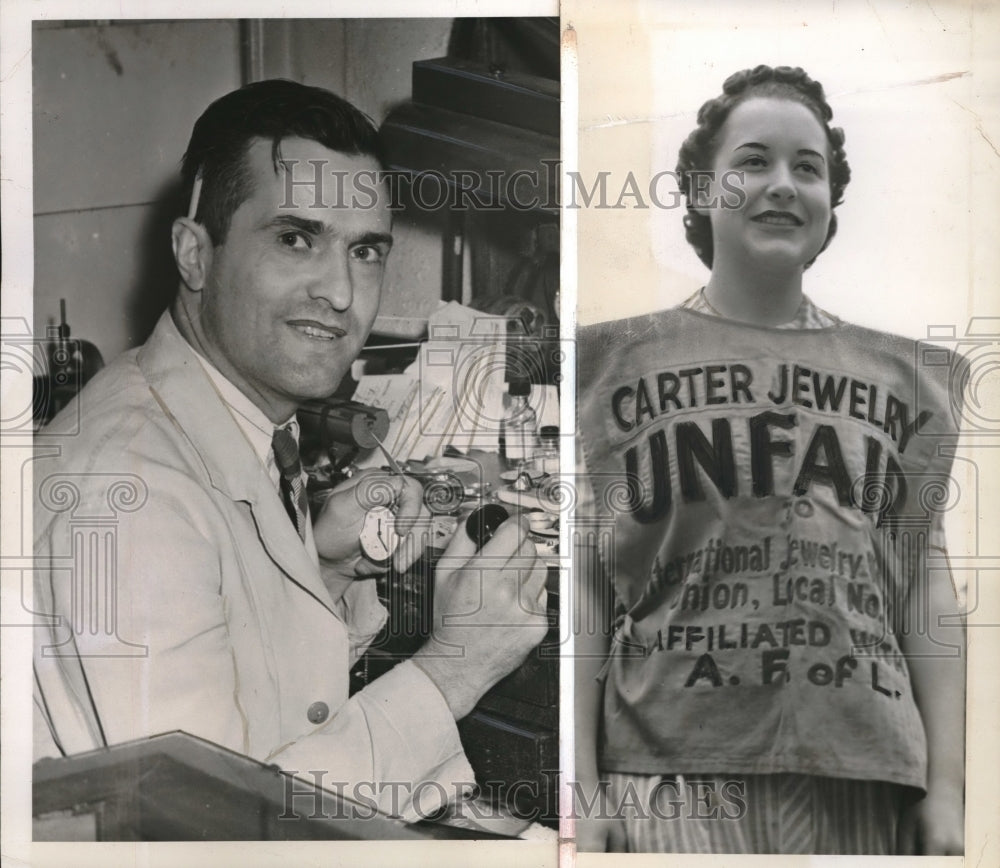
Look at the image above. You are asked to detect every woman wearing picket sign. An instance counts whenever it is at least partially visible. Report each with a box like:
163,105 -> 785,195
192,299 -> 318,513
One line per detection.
575,65 -> 965,854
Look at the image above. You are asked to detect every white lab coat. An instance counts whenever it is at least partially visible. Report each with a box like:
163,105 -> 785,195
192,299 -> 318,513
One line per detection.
33,311 -> 473,820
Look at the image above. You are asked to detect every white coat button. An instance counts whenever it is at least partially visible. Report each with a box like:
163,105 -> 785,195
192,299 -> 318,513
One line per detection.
307,701 -> 329,724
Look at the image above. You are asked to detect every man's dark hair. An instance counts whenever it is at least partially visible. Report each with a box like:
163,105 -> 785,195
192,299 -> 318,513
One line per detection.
181,79 -> 383,245
676,65 -> 852,269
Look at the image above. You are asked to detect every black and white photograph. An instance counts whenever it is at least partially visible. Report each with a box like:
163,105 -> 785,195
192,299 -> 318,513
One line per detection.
3,0 -> 999,866
2,4 -> 562,863
570,0 -> 998,859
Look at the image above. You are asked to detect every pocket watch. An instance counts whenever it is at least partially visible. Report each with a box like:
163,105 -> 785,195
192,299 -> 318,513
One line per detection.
359,505 -> 399,562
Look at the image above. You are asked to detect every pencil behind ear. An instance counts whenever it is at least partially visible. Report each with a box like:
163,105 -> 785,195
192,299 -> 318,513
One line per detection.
187,175 -> 203,220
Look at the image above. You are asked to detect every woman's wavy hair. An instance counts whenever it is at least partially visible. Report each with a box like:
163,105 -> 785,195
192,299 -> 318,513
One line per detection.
676,65 -> 851,269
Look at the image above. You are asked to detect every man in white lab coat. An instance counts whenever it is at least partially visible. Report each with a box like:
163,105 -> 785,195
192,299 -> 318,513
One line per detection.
33,79 -> 548,822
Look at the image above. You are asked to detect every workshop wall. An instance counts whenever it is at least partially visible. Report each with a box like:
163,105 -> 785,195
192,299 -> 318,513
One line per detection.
32,18 -> 452,362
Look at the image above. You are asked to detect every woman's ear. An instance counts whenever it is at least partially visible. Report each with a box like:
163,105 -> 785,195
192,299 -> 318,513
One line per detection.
171,217 -> 213,291
689,171 -> 716,217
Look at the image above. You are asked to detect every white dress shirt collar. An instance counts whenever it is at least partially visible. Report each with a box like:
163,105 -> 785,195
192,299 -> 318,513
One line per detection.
187,347 -> 318,566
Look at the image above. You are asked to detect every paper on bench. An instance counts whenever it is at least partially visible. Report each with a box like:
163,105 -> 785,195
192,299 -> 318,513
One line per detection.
353,302 -> 508,465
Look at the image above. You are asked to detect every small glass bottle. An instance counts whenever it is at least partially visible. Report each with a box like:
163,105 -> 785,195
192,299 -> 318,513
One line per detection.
538,424 -> 559,474
499,377 -> 538,470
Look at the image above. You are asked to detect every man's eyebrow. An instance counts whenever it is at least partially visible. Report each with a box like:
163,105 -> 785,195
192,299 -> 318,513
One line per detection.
261,216 -> 392,247
352,231 -> 394,248
264,214 -> 327,235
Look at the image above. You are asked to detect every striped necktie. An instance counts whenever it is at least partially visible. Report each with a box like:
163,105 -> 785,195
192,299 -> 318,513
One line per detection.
271,426 -> 308,541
